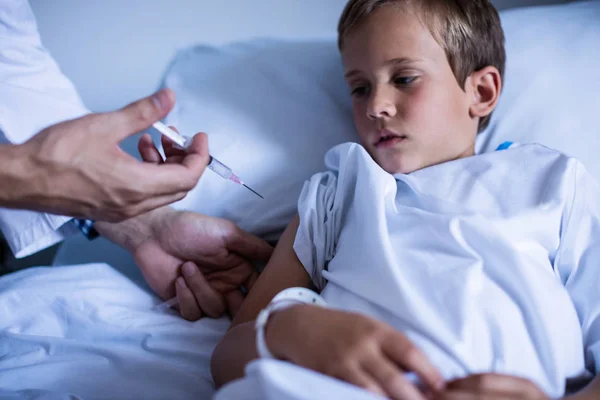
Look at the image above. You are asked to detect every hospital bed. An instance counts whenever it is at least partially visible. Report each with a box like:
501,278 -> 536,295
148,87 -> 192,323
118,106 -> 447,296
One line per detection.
1,0 -> 598,398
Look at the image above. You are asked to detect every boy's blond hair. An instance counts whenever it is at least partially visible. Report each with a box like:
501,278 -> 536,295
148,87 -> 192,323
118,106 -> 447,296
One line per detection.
338,0 -> 505,132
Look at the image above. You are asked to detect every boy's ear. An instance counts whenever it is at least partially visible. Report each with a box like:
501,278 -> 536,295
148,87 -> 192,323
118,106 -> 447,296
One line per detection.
468,66 -> 502,120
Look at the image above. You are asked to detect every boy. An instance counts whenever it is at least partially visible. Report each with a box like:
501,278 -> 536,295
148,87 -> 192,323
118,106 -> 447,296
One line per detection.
210,1 -> 600,398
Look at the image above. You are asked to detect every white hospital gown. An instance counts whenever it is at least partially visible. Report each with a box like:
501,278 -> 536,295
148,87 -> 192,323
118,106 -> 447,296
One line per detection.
293,142 -> 600,398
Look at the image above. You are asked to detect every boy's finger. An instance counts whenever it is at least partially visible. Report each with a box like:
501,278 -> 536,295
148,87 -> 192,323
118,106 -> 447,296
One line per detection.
433,392 -> 483,400
382,331 -> 445,393
342,366 -> 387,398
176,277 -> 203,321
363,355 -> 425,400
182,262 -> 227,318
447,374 -> 544,398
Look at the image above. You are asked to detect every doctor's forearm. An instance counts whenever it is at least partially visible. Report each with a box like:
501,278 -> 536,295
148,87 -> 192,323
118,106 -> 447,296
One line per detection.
94,206 -> 172,251
0,143 -> 33,208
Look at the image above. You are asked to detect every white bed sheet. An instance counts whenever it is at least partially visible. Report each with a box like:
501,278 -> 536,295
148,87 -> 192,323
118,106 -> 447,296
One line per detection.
0,263 -> 228,399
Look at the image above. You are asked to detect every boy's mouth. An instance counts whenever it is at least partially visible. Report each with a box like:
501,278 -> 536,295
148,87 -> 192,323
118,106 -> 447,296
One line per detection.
374,130 -> 407,148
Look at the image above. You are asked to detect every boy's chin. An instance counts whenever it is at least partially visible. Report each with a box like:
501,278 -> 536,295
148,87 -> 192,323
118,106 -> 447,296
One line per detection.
379,157 -> 419,175
364,145 -> 423,175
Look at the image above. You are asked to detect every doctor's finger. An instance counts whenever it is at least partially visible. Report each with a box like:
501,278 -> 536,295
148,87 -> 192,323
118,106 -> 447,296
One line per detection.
138,133 -> 163,164
204,263 -> 255,291
176,277 -> 203,321
131,161 -> 202,194
181,262 -> 227,318
178,132 -> 210,171
161,127 -> 188,159
132,137 -> 209,193
104,88 -> 175,141
124,191 -> 187,218
226,228 -> 274,263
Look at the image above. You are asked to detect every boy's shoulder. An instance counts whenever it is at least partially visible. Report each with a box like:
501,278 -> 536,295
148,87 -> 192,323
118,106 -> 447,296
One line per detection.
492,141 -> 568,158
487,141 -> 582,170
484,142 -> 596,189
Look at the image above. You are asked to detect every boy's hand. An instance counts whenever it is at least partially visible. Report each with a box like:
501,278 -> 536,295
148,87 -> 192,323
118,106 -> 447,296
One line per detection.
435,373 -> 549,399
267,305 -> 444,400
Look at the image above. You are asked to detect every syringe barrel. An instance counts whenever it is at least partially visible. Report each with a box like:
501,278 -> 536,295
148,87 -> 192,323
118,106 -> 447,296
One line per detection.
207,156 -> 233,179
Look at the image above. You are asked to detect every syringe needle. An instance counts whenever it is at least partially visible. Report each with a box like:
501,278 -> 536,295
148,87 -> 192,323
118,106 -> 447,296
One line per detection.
242,183 -> 264,199
229,172 -> 264,199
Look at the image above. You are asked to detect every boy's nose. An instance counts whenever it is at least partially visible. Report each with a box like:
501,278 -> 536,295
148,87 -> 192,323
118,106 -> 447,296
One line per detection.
367,87 -> 397,120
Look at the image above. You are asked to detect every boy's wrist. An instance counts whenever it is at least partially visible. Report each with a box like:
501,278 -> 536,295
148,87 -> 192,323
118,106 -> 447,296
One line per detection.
265,304 -> 308,360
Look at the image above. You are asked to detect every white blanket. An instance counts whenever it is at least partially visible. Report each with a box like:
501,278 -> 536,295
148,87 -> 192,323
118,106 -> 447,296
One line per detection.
215,360 -> 384,400
0,263 -> 228,399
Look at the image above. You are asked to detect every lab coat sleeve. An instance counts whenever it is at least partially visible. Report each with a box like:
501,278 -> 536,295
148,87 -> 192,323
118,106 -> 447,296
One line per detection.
555,160 -> 600,375
0,0 -> 89,258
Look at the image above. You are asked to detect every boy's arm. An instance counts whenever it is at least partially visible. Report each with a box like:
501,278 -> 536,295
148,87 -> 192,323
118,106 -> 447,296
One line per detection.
211,216 -> 444,397
211,214 -> 313,386
565,376 -> 600,399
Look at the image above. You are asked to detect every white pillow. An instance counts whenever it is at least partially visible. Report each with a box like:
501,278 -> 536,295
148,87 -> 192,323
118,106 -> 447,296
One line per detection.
163,39 -> 356,241
476,1 -> 600,171
163,1 -> 599,240
163,1 -> 600,242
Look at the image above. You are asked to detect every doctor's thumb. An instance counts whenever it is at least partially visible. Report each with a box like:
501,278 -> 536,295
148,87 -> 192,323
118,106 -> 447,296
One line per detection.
107,88 -> 176,141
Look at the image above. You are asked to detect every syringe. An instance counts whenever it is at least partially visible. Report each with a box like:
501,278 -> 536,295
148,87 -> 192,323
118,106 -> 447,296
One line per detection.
154,296 -> 178,312
151,122 -> 263,199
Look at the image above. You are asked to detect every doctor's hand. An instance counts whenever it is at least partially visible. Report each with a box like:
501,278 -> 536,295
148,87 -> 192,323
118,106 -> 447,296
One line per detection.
434,374 -> 549,400
2,88 -> 209,222
95,206 -> 273,320
266,305 -> 445,400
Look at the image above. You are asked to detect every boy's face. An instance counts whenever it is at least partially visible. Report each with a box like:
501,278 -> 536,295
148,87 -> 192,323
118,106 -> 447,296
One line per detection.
341,6 -> 478,174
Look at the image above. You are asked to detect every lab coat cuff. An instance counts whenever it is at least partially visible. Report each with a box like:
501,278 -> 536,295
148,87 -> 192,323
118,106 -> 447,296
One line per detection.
2,213 -> 77,259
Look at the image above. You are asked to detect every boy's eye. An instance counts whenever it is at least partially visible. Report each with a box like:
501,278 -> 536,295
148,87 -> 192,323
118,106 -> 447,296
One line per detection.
350,85 -> 368,97
393,76 -> 417,86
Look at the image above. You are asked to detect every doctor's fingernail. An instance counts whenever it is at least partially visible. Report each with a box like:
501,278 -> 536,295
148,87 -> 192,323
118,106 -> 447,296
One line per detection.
183,263 -> 196,277
152,89 -> 172,111
177,277 -> 187,287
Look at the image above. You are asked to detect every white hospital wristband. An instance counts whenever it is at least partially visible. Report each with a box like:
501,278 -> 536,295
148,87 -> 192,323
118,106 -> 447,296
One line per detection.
255,287 -> 326,359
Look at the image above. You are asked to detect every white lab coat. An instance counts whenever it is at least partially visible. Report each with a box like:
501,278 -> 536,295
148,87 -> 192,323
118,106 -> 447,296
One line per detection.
292,142 -> 598,398
0,0 -> 90,258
